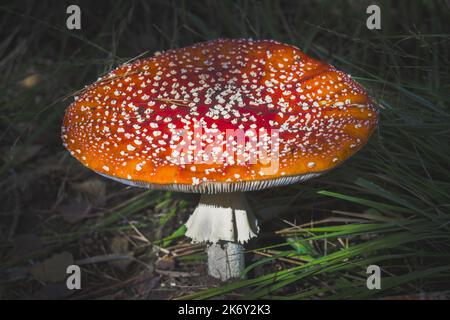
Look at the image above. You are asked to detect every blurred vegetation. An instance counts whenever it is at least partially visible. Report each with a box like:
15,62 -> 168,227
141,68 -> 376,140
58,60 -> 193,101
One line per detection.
0,0 -> 449,299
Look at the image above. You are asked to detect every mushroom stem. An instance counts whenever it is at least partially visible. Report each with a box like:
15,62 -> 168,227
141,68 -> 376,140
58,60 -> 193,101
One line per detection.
185,192 -> 259,280
207,242 -> 245,281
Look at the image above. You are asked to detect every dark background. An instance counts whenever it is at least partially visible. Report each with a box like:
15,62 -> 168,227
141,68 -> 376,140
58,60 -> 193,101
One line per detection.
0,0 -> 449,300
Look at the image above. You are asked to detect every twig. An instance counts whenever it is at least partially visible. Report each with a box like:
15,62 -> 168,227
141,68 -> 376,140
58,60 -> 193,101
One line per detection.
155,269 -> 201,278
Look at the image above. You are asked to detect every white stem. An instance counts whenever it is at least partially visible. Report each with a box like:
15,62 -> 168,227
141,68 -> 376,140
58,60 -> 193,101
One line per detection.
185,192 -> 259,281
207,242 -> 245,281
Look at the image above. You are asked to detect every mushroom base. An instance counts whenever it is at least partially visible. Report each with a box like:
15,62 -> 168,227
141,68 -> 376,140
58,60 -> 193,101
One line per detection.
207,242 -> 245,281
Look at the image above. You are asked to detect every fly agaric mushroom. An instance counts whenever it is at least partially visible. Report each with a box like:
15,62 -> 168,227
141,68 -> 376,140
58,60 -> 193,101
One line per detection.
62,39 -> 378,281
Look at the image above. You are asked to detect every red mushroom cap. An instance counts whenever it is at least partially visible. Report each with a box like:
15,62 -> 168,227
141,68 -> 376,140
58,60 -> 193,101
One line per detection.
62,39 -> 378,193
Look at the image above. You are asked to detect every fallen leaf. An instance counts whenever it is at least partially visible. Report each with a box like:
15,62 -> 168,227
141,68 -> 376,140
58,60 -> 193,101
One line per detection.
132,272 -> 159,298
2,144 -> 42,165
29,252 -> 74,283
155,256 -> 175,270
72,178 -> 106,206
58,199 -> 91,224
109,236 -> 132,271
19,74 -> 41,88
